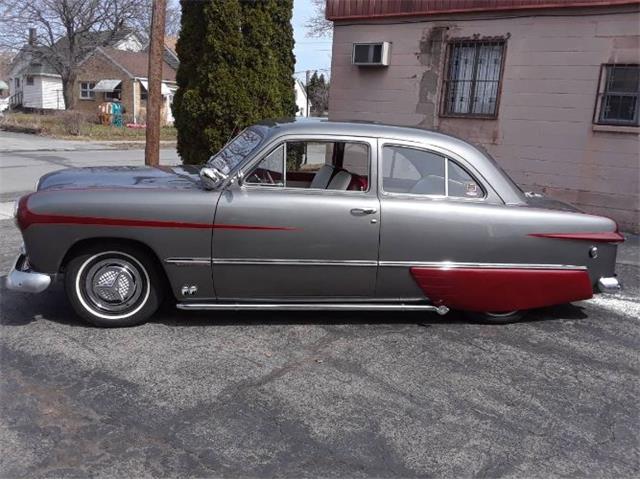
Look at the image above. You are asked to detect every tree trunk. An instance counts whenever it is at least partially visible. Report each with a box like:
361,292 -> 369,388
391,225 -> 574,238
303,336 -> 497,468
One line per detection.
62,74 -> 76,110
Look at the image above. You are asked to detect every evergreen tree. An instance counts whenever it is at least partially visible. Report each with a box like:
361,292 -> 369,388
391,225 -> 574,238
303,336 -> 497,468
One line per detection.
173,0 -> 296,165
307,71 -> 329,115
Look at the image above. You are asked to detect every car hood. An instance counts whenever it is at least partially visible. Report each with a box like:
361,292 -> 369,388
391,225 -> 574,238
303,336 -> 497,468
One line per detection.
37,165 -> 203,192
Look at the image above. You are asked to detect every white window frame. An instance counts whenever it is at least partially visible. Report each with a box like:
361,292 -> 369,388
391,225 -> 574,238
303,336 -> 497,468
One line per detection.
79,81 -> 95,100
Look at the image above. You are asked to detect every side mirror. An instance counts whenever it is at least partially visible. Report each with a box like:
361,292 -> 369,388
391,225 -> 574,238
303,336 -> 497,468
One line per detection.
236,170 -> 245,187
199,167 -> 228,190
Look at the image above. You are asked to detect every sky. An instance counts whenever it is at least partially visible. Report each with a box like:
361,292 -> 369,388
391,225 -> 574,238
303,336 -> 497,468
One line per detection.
292,0 -> 333,82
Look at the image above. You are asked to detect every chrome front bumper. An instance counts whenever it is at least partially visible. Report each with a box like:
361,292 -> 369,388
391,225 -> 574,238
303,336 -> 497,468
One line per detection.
598,276 -> 622,294
5,254 -> 52,293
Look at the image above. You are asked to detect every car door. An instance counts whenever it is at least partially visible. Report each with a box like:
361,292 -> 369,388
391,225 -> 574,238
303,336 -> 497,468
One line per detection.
375,140 -> 509,299
212,135 -> 380,301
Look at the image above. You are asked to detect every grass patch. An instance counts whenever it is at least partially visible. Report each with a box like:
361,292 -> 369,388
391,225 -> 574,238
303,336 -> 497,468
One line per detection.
0,112 -> 176,141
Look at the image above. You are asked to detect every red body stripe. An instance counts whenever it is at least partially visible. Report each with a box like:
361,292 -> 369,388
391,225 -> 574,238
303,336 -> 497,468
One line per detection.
529,232 -> 624,242
410,267 -> 593,312
17,196 -> 295,231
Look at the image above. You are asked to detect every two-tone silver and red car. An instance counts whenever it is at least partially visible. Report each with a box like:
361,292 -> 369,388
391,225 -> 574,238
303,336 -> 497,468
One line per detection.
7,119 -> 623,327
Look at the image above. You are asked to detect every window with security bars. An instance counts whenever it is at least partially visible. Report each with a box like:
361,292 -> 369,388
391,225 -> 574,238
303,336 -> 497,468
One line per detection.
595,64 -> 639,126
442,40 -> 505,118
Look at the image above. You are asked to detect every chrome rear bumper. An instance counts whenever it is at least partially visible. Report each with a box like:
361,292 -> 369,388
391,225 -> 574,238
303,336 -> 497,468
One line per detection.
598,276 -> 621,294
5,254 -> 52,293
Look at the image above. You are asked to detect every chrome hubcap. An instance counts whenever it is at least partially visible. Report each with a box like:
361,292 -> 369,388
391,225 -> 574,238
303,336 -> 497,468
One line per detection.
84,258 -> 144,313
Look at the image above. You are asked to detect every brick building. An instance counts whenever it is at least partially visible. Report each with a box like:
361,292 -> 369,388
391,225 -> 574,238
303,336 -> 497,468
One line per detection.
327,0 -> 640,231
74,47 -> 177,125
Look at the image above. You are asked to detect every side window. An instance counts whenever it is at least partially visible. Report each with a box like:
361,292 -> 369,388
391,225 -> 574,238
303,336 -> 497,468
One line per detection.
382,146 -> 445,195
382,145 -> 484,199
286,141 -> 330,178
447,160 -> 483,198
286,140 -> 370,191
245,144 -> 284,186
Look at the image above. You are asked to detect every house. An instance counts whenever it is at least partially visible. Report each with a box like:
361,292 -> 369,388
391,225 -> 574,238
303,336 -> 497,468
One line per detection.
7,28 -> 146,110
7,29 -> 179,124
326,0 -> 640,232
73,47 -> 177,125
294,78 -> 312,117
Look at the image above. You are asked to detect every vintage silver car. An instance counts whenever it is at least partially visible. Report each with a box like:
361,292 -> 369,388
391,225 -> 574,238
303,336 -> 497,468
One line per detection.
7,119 -> 623,327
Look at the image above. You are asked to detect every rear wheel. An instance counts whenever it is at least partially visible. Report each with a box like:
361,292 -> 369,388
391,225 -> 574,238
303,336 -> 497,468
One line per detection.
64,244 -> 163,327
466,310 -> 526,324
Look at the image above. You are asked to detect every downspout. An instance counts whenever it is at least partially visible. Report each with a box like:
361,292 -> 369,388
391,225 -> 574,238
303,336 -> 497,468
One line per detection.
132,78 -> 137,123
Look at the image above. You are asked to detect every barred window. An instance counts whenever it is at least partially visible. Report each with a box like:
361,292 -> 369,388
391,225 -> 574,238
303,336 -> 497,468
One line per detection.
595,64 -> 639,126
442,40 -> 505,118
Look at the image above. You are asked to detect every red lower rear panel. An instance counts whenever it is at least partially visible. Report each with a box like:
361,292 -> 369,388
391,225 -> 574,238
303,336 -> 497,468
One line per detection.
410,267 -> 593,312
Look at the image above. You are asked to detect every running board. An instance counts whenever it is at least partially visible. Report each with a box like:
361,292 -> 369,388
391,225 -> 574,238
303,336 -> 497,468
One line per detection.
176,302 -> 450,315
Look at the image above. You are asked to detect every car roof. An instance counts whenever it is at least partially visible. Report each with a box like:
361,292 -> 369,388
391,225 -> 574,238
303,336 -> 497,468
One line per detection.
257,117 -> 467,144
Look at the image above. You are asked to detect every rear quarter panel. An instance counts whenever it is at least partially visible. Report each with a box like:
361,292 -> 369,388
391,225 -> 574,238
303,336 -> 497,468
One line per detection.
376,197 -> 619,298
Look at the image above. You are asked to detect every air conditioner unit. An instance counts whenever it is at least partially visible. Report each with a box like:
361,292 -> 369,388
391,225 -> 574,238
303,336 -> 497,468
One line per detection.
352,42 -> 391,66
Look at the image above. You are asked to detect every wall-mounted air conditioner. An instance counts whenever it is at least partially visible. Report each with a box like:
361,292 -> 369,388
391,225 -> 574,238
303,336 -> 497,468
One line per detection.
352,42 -> 391,66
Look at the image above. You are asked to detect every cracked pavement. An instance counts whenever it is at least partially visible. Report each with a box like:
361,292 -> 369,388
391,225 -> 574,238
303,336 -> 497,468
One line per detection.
0,214 -> 638,477
0,137 -> 638,477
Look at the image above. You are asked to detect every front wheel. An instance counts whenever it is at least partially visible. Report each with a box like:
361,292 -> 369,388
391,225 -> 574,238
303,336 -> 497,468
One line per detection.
466,310 -> 526,324
64,245 -> 163,327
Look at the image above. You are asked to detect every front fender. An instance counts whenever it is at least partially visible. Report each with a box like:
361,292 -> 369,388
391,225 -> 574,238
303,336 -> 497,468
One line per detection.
18,189 -> 221,300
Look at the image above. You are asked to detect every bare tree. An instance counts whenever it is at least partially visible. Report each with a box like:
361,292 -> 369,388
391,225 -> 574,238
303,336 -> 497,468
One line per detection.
305,0 -> 332,38
131,0 -> 181,39
0,0 -> 145,109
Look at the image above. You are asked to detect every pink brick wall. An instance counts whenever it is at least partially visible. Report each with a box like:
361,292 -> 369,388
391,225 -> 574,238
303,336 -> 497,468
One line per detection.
328,6 -> 640,232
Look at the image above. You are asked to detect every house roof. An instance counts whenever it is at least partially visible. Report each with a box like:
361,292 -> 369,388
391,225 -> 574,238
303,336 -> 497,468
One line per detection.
326,0 -> 640,20
53,28 -> 143,51
97,47 -> 177,82
10,45 -> 59,77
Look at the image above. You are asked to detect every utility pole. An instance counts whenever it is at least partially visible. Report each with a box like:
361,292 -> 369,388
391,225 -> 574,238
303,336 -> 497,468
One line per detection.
145,0 -> 167,166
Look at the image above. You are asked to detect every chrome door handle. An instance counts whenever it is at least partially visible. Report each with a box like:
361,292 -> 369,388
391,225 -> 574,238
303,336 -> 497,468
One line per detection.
350,207 -> 377,216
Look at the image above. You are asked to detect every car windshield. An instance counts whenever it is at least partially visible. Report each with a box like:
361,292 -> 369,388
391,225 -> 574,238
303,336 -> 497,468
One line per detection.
207,126 -> 267,174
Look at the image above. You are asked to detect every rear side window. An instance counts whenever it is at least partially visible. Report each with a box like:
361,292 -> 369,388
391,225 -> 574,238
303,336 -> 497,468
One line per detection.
382,145 -> 484,198
447,160 -> 483,198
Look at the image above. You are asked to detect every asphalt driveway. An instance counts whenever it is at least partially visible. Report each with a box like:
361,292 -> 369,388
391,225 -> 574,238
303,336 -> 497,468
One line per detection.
0,214 -> 638,477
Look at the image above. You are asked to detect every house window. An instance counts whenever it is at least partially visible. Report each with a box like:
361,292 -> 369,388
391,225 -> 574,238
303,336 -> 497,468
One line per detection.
26,76 -> 34,86
442,40 -> 505,118
15,78 -> 20,89
595,64 -> 639,126
80,82 -> 95,99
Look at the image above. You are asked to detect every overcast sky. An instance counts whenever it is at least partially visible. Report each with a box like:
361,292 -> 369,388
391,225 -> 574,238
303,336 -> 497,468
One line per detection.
292,0 -> 332,81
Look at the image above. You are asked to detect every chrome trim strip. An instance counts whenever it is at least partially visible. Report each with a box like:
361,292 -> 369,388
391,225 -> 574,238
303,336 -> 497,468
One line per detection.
212,258 -> 378,267
177,302 -> 450,315
165,257 -> 211,266
379,261 -> 587,270
166,257 -> 587,270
